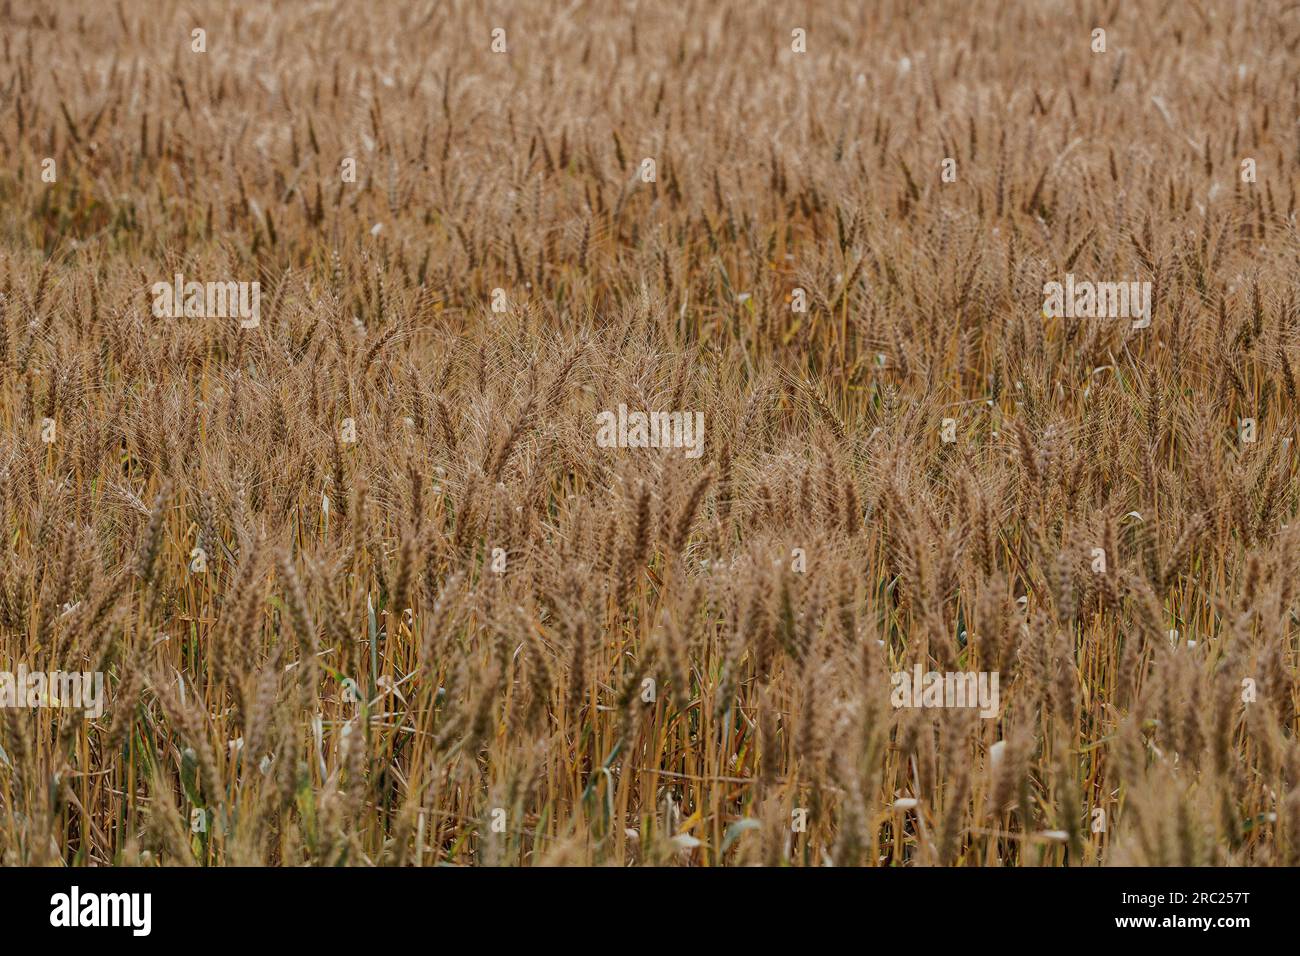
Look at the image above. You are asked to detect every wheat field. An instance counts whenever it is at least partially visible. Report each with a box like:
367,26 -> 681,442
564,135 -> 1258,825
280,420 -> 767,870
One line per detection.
0,0 -> 1298,867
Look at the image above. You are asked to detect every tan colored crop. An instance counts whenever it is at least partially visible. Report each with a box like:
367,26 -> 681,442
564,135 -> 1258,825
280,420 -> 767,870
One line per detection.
0,0 -> 1297,866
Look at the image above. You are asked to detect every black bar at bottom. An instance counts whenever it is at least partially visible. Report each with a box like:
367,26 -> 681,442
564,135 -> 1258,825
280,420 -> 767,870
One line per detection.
1,866 -> 1274,941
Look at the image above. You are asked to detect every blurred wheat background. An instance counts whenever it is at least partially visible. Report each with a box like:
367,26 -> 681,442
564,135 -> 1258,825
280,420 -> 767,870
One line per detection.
0,0 -> 1298,866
